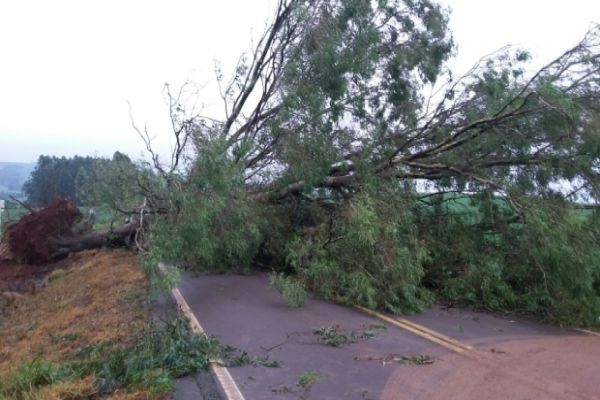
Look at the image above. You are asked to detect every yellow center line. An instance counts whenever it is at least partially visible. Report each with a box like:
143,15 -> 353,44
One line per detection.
356,306 -> 473,354
395,316 -> 474,350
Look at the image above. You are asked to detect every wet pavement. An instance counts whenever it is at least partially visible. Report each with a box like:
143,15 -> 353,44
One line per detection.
405,304 -> 572,344
178,272 -> 600,400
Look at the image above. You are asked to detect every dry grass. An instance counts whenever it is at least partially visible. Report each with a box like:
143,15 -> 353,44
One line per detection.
0,249 -> 150,399
21,380 -> 165,400
18,377 -> 96,400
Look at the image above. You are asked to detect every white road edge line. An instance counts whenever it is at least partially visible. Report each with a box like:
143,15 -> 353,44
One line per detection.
159,263 -> 246,400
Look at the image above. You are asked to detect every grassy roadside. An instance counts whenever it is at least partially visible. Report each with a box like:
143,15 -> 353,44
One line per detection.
0,249 -> 219,399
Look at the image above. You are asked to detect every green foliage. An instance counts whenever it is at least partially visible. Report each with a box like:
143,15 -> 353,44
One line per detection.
312,325 -> 375,347
77,151 -> 149,214
297,371 -> 320,389
220,349 -> 281,368
513,207 -> 600,325
275,0 -> 453,187
421,195 -> 600,327
142,258 -> 182,297
23,152 -> 147,214
24,155 -> 97,206
393,354 -> 433,365
132,1 -> 600,330
1,316 -> 223,399
144,139 -> 265,282
269,272 -> 307,307
0,358 -> 62,399
282,188 -> 431,314
86,317 -> 220,394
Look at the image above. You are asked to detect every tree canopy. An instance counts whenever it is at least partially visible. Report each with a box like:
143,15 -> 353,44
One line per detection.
181,0 -> 600,205
110,0 -> 600,326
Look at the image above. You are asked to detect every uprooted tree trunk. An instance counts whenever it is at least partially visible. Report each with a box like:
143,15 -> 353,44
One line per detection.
50,221 -> 140,261
5,199 -> 139,265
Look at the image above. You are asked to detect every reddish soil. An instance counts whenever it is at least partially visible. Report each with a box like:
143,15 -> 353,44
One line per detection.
0,249 -> 91,292
5,199 -> 82,265
0,199 -> 85,292
382,334 -> 600,400
0,259 -> 47,292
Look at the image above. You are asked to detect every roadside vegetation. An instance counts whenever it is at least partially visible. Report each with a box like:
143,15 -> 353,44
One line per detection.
0,248 -> 285,399
0,250 -> 221,399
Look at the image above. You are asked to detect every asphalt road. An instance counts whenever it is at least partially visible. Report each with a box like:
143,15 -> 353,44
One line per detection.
178,272 -> 600,400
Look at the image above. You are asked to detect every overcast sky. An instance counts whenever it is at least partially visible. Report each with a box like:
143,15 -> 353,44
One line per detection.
0,0 -> 599,163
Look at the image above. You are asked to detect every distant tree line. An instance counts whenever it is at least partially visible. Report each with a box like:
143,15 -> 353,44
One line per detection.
0,162 -> 35,200
24,152 -> 136,207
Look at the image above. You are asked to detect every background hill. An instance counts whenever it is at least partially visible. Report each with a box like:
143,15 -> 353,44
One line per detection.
0,162 -> 35,199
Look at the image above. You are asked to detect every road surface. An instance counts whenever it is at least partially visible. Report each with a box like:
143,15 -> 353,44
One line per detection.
176,272 -> 600,400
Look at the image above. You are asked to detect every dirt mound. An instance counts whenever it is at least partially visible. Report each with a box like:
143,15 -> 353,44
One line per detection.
5,199 -> 83,265
0,260 -> 46,292
0,252 -> 81,293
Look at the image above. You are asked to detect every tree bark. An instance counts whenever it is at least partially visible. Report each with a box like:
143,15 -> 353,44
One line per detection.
50,221 -> 140,260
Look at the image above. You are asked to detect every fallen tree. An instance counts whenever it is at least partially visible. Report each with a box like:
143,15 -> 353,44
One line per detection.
50,221 -> 140,261
76,1 -> 600,326
4,199 -> 139,264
